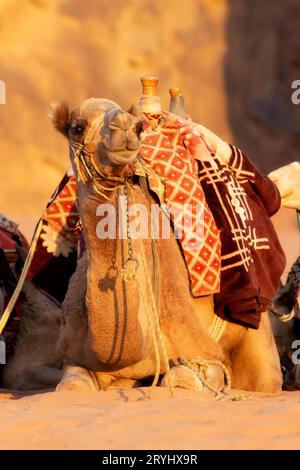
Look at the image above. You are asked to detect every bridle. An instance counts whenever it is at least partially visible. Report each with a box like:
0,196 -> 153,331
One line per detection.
69,112 -> 135,201
69,110 -> 143,281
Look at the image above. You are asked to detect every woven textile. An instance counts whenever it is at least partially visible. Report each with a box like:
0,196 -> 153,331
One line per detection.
139,118 -> 221,295
179,122 -> 286,329
43,174 -> 79,244
27,171 -> 78,303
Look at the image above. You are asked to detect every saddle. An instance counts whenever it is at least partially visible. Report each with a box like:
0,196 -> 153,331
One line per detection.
0,213 -> 28,355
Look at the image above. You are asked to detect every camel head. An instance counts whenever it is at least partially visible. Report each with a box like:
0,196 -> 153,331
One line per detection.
51,98 -> 142,178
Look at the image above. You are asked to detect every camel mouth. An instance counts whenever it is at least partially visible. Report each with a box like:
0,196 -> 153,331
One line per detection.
106,150 -> 139,165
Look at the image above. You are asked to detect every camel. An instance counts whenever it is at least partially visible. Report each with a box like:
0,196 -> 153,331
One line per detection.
268,161 -> 300,210
269,265 -> 300,387
268,162 -> 300,387
3,98 -> 282,395
0,217 -> 62,389
2,281 -> 63,389
270,304 -> 300,387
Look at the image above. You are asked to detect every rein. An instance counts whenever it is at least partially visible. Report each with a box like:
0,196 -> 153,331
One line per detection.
70,140 -> 128,201
69,113 -> 144,282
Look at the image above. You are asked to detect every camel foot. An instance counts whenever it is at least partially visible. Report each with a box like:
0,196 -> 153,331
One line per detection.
161,363 -> 227,398
161,365 -> 204,392
56,365 -> 98,392
202,363 -> 227,392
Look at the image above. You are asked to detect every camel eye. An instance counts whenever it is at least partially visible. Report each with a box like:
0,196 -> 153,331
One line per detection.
71,120 -> 86,137
73,125 -> 84,135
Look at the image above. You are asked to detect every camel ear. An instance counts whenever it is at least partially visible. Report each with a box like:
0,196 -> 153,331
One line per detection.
127,102 -> 143,120
50,101 -> 71,137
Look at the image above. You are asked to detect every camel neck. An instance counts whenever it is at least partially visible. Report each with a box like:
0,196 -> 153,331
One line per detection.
76,180 -> 146,368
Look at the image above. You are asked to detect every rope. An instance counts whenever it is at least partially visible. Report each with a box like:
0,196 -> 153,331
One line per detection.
128,182 -> 235,400
0,218 -> 43,335
178,357 -> 231,392
71,143 -> 125,201
138,234 -> 174,396
129,182 -> 174,397
269,306 -> 295,323
123,184 -> 161,388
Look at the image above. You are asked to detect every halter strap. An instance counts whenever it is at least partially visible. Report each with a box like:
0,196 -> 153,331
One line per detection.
69,111 -> 135,200
83,114 -> 105,146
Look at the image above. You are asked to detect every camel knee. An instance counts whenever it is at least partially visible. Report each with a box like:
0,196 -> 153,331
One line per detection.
3,363 -> 63,390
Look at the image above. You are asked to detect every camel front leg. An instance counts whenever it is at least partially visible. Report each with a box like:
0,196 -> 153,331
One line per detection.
56,364 -> 142,391
229,312 -> 283,393
26,365 -> 63,389
3,363 -> 63,390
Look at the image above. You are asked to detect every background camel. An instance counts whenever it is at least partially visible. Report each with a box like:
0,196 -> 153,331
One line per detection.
3,98 -> 282,395
0,216 -> 62,388
268,161 -> 300,387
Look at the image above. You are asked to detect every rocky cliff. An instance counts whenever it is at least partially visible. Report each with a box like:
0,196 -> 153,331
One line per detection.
0,0 -> 299,237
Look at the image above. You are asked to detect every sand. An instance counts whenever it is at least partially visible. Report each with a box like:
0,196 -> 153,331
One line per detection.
0,208 -> 296,452
1,201 -> 298,452
1,388 -> 300,450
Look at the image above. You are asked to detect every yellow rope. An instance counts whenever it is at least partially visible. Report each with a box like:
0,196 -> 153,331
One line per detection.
138,237 -> 174,396
72,145 -> 123,201
178,357 -> 232,393
0,218 -> 43,336
130,184 -> 174,397
127,187 -> 235,401
143,282 -> 161,388
177,357 -> 231,401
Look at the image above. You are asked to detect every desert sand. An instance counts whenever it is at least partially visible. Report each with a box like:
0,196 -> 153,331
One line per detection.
0,194 -> 298,452
1,387 -> 300,450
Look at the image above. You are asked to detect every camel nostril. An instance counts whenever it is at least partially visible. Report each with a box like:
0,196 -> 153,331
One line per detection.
126,138 -> 140,151
125,128 -> 140,150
